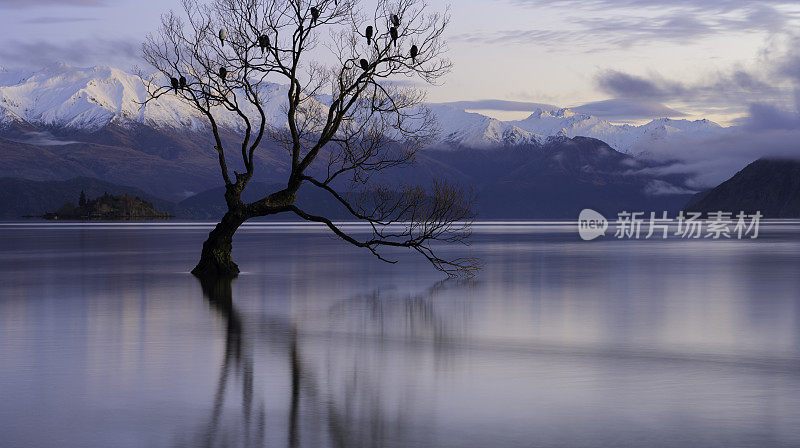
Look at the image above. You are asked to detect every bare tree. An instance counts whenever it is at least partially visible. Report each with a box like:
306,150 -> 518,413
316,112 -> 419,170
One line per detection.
141,0 -> 477,278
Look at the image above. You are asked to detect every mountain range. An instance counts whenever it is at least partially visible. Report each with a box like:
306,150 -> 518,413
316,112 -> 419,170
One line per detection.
0,63 -> 724,153
428,104 -> 723,154
0,63 -> 732,218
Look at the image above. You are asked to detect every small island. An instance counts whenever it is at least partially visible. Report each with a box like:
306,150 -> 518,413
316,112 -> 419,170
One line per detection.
43,191 -> 171,220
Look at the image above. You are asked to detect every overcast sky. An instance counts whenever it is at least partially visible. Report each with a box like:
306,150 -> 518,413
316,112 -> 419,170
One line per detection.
1,0 -> 800,125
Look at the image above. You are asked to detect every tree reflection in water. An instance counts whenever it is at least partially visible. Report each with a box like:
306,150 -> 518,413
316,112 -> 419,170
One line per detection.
198,277 -> 264,448
187,277 -> 475,448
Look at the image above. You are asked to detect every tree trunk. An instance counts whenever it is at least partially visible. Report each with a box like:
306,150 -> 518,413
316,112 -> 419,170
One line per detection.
192,209 -> 247,278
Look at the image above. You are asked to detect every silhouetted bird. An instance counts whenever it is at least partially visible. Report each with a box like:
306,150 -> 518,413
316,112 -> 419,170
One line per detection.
179,76 -> 187,88
310,7 -> 319,24
219,28 -> 227,47
391,14 -> 400,27
259,35 -> 270,54
365,26 -> 373,45
170,77 -> 179,93
219,67 -> 227,80
410,45 -> 418,62
390,27 -> 398,46
359,59 -> 369,71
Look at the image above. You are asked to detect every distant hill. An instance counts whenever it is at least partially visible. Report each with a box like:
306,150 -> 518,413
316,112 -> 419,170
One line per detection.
45,192 -> 171,220
684,158 -> 800,218
180,138 -> 696,221
405,137 -> 695,218
0,177 -> 185,219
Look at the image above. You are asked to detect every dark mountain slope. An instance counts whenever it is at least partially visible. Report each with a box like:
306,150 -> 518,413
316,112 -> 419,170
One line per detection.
1,116 -> 697,219
410,137 -> 694,218
0,123 -> 294,201
684,158 -> 800,218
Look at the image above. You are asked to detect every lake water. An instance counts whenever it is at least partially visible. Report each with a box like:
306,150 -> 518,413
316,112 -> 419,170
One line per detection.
1,221 -> 800,448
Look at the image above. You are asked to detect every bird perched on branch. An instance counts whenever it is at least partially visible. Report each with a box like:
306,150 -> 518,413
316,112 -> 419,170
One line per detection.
310,7 -> 319,24
219,28 -> 227,47
359,59 -> 369,71
259,35 -> 270,54
410,45 -> 418,62
365,26 -> 374,45
218,66 -> 227,81
179,76 -> 187,89
170,77 -> 179,93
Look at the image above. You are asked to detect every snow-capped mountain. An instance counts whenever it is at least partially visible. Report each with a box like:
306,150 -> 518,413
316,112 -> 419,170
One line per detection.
429,104 -> 725,153
0,63 -> 724,154
0,62 -> 289,132
0,64 -> 704,213
428,105 -> 549,149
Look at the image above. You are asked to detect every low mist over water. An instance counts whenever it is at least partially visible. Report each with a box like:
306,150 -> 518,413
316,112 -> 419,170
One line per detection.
1,222 -> 800,447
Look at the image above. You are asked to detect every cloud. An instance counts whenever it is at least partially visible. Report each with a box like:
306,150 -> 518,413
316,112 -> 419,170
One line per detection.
22,17 -> 98,24
776,36 -> 800,84
573,13 -> 716,47
595,33 -> 800,188
595,71 -> 683,99
507,0 -> 794,14
434,99 -> 689,122
0,38 -> 139,70
435,99 -> 558,112
456,3 -> 798,50
593,68 -> 785,118
14,131 -> 81,146
739,103 -> 800,131
0,0 -> 106,7
632,103 -> 800,187
638,127 -> 800,188
450,29 -> 573,48
572,99 -> 688,122
644,179 -> 698,196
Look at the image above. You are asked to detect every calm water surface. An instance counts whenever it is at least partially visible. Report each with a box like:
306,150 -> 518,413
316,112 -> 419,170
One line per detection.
1,221 -> 800,447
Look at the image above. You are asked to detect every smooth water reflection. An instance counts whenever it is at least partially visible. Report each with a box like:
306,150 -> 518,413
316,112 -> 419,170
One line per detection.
1,222 -> 800,447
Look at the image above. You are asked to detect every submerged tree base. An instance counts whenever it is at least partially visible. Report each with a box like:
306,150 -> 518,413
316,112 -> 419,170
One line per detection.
191,212 -> 244,278
191,256 -> 240,278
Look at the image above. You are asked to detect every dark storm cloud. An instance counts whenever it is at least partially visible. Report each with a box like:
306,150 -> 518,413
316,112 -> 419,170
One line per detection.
0,0 -> 106,7
0,38 -> 139,69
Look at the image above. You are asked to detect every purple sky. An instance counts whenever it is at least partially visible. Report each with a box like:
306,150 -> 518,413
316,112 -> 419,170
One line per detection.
1,0 -> 800,125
